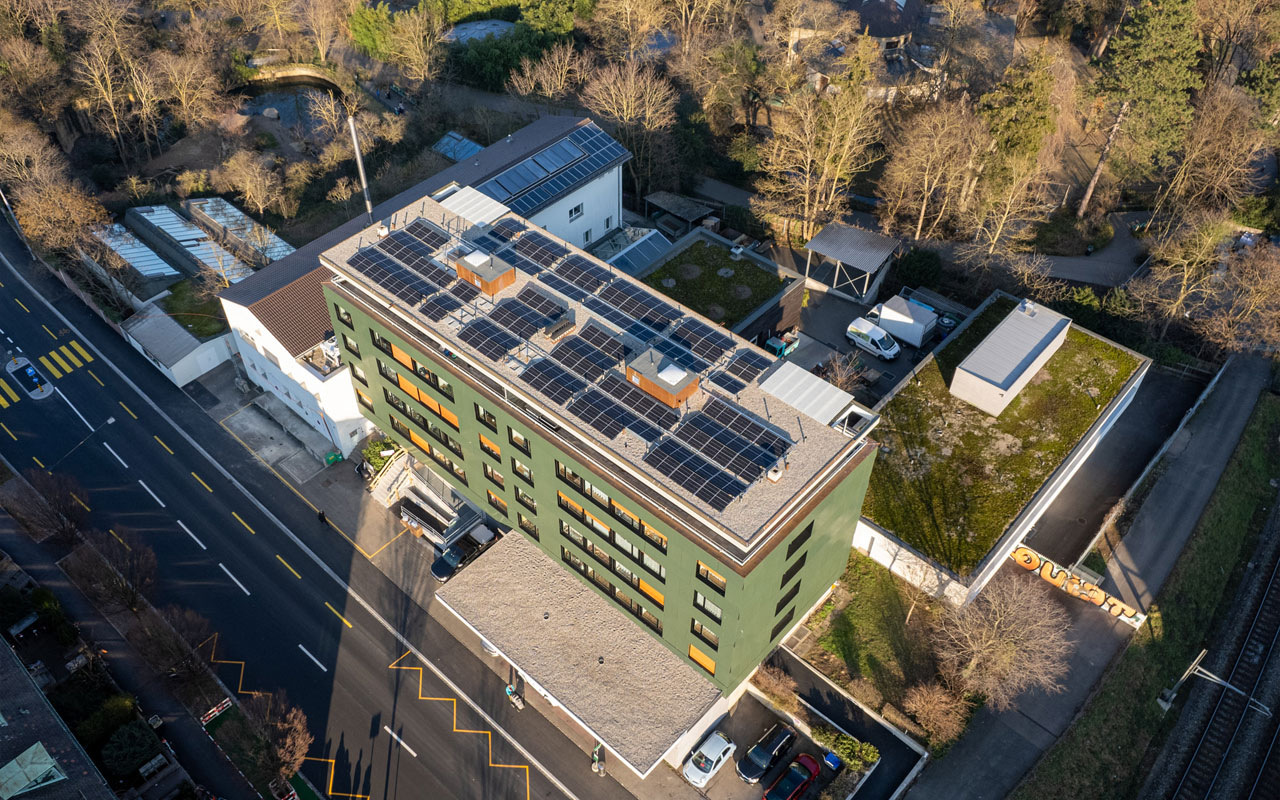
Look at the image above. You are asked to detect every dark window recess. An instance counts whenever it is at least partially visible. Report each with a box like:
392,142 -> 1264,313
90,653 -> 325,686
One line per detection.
786,523 -> 814,560
475,403 -> 498,431
691,619 -> 719,650
518,513 -> 539,540
508,428 -> 532,456
780,552 -> 807,589
335,305 -> 354,329
776,580 -> 801,616
342,334 -> 361,357
370,329 -> 393,356
771,607 -> 795,641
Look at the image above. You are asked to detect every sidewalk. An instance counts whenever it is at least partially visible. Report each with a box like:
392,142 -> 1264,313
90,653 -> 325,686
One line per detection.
903,355 -> 1270,800
0,509 -> 259,800
1040,211 -> 1150,287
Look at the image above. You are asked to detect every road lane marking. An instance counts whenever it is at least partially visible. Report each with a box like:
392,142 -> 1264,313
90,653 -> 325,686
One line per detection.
87,369 -> 103,386
69,341 -> 93,362
0,379 -> 17,403
325,602 -> 353,628
192,472 -> 212,492
59,345 -> 81,368
38,355 -> 60,378
298,644 -> 327,672
109,529 -> 131,550
138,480 -> 166,507
70,493 -> 90,512
48,350 -> 70,373
382,726 -> 418,758
31,456 -> 43,468
1,423 -> 15,441
276,554 -> 301,580
0,393 -> 6,410
14,298 -> 28,312
219,563 -> 251,596
231,512 -> 254,534
42,325 -> 56,340
102,442 -> 128,468
153,435 -> 173,454
118,401 -> 137,419
56,388 -> 92,430
177,520 -> 206,550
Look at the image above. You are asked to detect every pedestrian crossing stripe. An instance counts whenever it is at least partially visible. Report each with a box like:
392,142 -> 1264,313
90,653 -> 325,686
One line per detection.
49,350 -> 70,373
35,341 -> 94,380
0,380 -> 16,404
60,345 -> 82,368
69,340 -> 93,363
38,355 -> 61,379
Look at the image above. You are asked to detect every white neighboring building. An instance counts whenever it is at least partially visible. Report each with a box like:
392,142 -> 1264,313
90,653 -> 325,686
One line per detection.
219,264 -> 375,456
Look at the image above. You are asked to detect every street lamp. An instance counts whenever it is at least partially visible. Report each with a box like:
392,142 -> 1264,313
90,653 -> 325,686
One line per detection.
1157,649 -> 1272,717
46,417 -> 116,471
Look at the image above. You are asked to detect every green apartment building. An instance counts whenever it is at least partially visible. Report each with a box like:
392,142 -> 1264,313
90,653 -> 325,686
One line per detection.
319,192 -> 879,700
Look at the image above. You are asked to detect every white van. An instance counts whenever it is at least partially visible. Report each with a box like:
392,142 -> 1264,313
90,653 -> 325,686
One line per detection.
845,317 -> 901,361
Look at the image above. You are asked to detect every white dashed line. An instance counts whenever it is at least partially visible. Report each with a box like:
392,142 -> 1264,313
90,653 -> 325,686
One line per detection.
383,726 -> 418,757
137,480 -> 165,508
218,563 -> 250,596
177,520 -> 205,550
102,442 -> 128,469
298,644 -> 327,672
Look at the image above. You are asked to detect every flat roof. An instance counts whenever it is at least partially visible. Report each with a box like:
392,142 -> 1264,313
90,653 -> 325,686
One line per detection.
958,300 -> 1069,391
122,304 -> 201,365
93,225 -> 179,278
186,198 -> 296,263
320,196 -> 876,555
436,533 -> 720,775
129,206 -> 254,283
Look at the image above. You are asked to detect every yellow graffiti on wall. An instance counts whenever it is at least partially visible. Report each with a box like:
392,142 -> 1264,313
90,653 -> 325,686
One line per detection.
1010,546 -> 1147,628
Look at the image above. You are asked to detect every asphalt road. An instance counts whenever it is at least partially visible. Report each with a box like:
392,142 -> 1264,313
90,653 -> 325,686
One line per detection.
0,228 -> 634,800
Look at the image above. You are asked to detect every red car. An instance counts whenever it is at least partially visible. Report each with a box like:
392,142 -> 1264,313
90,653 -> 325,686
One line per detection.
764,753 -> 820,800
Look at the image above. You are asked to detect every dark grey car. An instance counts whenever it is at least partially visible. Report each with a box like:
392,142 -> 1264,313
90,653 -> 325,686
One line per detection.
735,722 -> 796,784
431,537 -> 481,582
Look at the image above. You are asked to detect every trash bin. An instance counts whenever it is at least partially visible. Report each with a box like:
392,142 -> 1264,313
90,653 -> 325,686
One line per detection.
325,451 -> 344,466
823,752 -> 842,772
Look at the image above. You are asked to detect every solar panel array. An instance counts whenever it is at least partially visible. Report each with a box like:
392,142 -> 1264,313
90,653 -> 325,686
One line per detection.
556,255 -> 612,292
477,123 -> 630,217
538,272 -> 589,301
347,249 -> 439,304
420,293 -> 462,321
651,337 -> 709,374
490,218 -> 527,242
671,319 -> 735,361
550,336 -> 617,381
376,230 -> 452,286
708,371 -> 747,395
515,285 -> 565,320
568,390 -> 663,442
490,298 -> 551,338
726,350 -> 772,382
580,323 -> 629,360
599,373 -> 679,430
458,318 -> 520,361
405,219 -> 450,251
702,396 -> 792,457
519,359 -> 587,405
515,232 -> 569,268
450,280 -> 481,304
676,413 -> 780,481
599,281 -> 680,330
643,439 -> 747,512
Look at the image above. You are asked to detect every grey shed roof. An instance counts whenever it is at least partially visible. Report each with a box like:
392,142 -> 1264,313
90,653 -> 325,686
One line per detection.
805,222 -> 899,275
122,305 -> 201,367
436,533 -> 720,776
644,191 -> 714,223
759,361 -> 858,425
959,300 -> 1070,390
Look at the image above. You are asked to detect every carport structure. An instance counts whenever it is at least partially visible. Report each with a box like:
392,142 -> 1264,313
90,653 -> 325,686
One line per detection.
803,222 -> 899,303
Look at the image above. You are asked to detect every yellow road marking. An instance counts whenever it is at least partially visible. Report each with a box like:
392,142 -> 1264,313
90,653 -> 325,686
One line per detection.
303,758 -> 370,800
0,394 -> 6,410
14,298 -> 28,312
60,345 -> 82,368
118,401 -> 137,419
49,350 -> 70,373
109,529 -> 131,550
196,633 -> 267,700
153,435 -> 173,454
87,369 -> 103,386
0,423 -> 15,441
191,472 -> 212,492
70,341 -> 93,362
325,602 -> 353,628
0,379 -> 17,402
70,493 -> 90,512
232,512 -> 255,534
367,526 -> 408,559
42,325 -> 56,340
275,554 -> 302,580
37,356 -> 60,379
31,456 -> 43,468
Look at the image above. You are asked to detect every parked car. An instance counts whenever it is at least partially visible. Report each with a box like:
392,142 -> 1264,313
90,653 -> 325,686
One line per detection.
682,730 -> 736,788
764,753 -> 820,800
845,317 -> 901,361
736,722 -> 797,784
430,527 -> 496,582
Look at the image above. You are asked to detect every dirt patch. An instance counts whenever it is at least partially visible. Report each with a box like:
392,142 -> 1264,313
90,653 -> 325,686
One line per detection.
678,262 -> 701,280
705,304 -> 726,320
733,284 -> 753,300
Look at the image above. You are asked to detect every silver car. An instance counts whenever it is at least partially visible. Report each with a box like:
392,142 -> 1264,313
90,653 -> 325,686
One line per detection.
682,730 -> 736,788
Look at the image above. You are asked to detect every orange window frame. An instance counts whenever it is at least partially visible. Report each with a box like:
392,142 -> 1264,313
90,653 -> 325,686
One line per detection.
390,342 -> 414,371
688,644 -> 716,675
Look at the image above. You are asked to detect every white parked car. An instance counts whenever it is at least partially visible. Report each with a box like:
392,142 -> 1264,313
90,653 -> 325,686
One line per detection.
682,730 -> 736,788
846,317 -> 901,361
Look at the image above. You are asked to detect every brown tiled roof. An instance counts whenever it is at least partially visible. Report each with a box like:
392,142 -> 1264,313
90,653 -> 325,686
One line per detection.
244,266 -> 332,357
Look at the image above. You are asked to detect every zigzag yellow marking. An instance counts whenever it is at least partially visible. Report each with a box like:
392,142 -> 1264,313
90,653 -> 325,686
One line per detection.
303,757 -> 371,800
388,651 -> 531,800
195,632 -> 267,700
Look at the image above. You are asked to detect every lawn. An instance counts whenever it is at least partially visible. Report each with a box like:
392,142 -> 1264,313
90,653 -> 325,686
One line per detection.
643,241 -> 786,327
161,278 -> 229,338
1031,210 -> 1115,256
1009,391 -> 1280,800
864,298 -> 1141,575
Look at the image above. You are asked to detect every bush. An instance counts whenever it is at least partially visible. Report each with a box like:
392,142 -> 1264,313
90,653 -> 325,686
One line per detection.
894,247 -> 943,290
724,204 -> 765,238
361,438 -> 398,472
102,720 -> 162,778
728,132 -> 761,174
348,3 -> 394,60
448,25 -> 557,92
811,725 -> 879,772
75,694 -> 138,754
750,662 -> 800,715
1233,189 -> 1280,234
253,132 -> 279,151
1033,210 -> 1115,256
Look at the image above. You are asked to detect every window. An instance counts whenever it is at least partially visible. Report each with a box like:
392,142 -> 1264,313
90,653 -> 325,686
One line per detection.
640,522 -> 668,553
637,578 -> 664,607
370,329 -> 393,356
389,343 -> 413,371
517,513 -> 539,540
393,373 -> 459,430
560,546 -> 662,633
377,359 -> 398,383
694,591 -> 723,624
508,428 -> 531,456
413,360 -> 455,401
787,523 -> 813,559
356,390 -> 374,411
475,403 -> 497,431
780,552 -> 807,589
691,619 -> 719,650
776,581 -> 801,615
515,486 -> 537,513
483,463 -> 505,489
342,333 -> 361,357
771,607 -> 796,641
512,457 -> 533,486
569,203 -> 583,220
688,644 -> 716,676
605,215 -> 613,230
350,363 -> 368,385
335,304 -> 354,329
697,561 -> 727,595
487,490 -> 508,515
583,229 -> 592,244
479,433 -> 501,461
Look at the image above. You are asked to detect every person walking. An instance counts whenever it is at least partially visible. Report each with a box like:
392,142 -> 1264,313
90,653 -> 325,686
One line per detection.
317,510 -> 327,525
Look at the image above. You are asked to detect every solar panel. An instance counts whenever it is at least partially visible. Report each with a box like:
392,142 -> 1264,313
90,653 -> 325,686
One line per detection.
504,124 -> 631,217
515,232 -> 569,268
376,230 -> 452,286
651,337 -> 709,374
519,359 -> 586,405
404,219 -> 449,251
598,282 -> 680,331
458,318 -> 520,361
449,280 -> 481,304
515,285 -> 565,320
471,233 -> 506,253
550,337 -> 616,381
347,249 -> 437,304
556,255 -> 612,292
531,139 -> 585,173
490,218 -> 527,242
726,350 -> 773,382
702,396 -> 792,456
420,293 -> 462,321
676,413 -> 779,481
583,296 -> 636,331
671,319 -> 735,361
490,298 -> 550,339
709,371 -> 747,395
501,251 -> 544,275
643,438 -> 747,512
539,272 -> 589,301
568,390 -> 663,442
492,158 -> 549,197
580,323 -> 628,360
599,373 -> 679,429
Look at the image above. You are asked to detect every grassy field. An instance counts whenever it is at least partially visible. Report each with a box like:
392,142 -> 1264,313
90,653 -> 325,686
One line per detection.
864,300 -> 1141,575
161,278 -> 229,338
643,241 -> 786,327
1008,391 -> 1280,800
1032,210 -> 1116,256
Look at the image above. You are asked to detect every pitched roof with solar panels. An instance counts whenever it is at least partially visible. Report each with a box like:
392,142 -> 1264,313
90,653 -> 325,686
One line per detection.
319,194 -> 878,556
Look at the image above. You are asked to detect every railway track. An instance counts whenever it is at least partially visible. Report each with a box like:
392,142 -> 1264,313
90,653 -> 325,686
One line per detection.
1248,717 -> 1280,800
1169,547 -> 1280,800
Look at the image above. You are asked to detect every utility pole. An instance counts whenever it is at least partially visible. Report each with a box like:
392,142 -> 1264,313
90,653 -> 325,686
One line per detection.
1158,649 -> 1273,717
348,115 -> 375,227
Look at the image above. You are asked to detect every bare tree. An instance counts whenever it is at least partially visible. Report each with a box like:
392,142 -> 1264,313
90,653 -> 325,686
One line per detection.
590,0 -> 671,59
326,175 -> 357,212
294,0 -> 345,63
244,690 -> 312,783
1193,243 -> 1280,353
1196,0 -> 1280,84
304,90 -> 347,144
823,352 -> 867,392
0,37 -> 67,122
932,573 -> 1073,712
580,61 -> 677,197
507,40 -> 586,111
126,60 -> 164,159
669,0 -> 728,56
15,470 -> 87,544
903,681 -> 970,744
1128,210 -> 1235,339
0,109 -> 66,187
879,103 -> 988,241
762,0 -> 858,69
73,36 -> 132,164
91,527 -> 157,613
387,2 -> 446,84
154,50 -> 225,131
13,178 -> 108,253
213,150 -> 284,217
